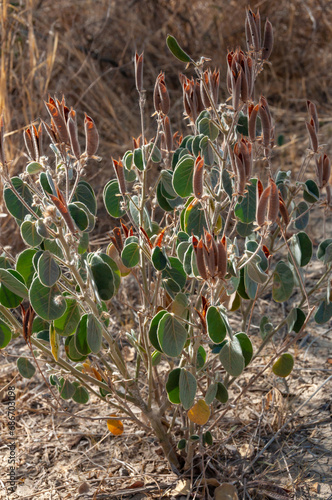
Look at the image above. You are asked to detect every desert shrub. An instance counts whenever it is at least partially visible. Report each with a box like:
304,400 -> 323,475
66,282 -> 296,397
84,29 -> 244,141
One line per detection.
0,8 -> 331,485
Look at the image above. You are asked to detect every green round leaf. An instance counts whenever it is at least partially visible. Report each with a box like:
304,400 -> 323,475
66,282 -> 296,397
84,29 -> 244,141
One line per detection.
103,180 -> 126,218
272,261 -> 294,302
54,298 -> 80,336
235,332 -> 253,367
173,156 -> 195,198
0,319 -> 12,348
157,313 -> 187,357
166,367 -> 181,404
26,162 -> 44,175
74,314 -> 91,356
90,255 -> 115,300
72,385 -> 89,404
0,268 -> 28,300
317,239 -> 332,264
87,314 -> 103,354
177,438 -> 187,450
17,357 -> 35,379
197,345 -> 206,369
205,383 -> 218,405
20,220 -> 44,247
29,276 -> 66,320
206,306 -> 227,344
219,338 -> 245,377
152,246 -> 168,271
179,368 -> 197,410
234,179 -> 257,223
184,200 -> 207,237
133,147 -> 144,170
272,353 -> 294,377
65,335 -> 88,362
303,179 -> 319,204
314,300 -> 332,324
72,180 -> 97,215
37,250 -> 61,287
289,232 -> 312,267
216,382 -> 228,403
59,379 -> 76,400
35,220 -> 50,239
68,202 -> 88,231
149,310 -> 167,351
197,117 -> 219,141
4,177 -> 35,220
287,307 -> 306,333
98,253 -> 121,292
121,242 -> 140,268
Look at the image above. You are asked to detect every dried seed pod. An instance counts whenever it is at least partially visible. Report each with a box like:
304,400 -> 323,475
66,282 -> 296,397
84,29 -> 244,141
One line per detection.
155,228 -> 166,248
306,120 -> 318,152
239,139 -> 252,178
49,193 -> 77,235
247,8 -> 260,51
232,68 -> 242,110
258,103 -> 271,149
262,19 -> 273,60
278,194 -> 289,226
256,184 -> 271,227
84,113 -> 99,157
45,100 -> 69,144
249,104 -> 259,142
322,154 -> 331,187
140,226 -> 153,250
228,144 -> 236,175
205,229 -> 218,269
240,66 -> 249,103
42,120 -> 57,146
113,158 -> 126,195
195,307 -> 207,333
67,109 -> 81,160
134,52 -> 144,92
153,72 -> 170,115
163,115 -> 173,152
234,152 -> 246,195
24,128 -> 34,160
193,155 -> 204,199
121,222 -> 130,239
196,238 -> 208,280
200,70 -> 211,109
260,96 -> 272,124
267,179 -> 279,223
217,237 -> 227,279
113,227 -> 124,252
254,8 -> 261,47
307,100 -> 319,133
315,155 -> 324,188
204,231 -> 216,277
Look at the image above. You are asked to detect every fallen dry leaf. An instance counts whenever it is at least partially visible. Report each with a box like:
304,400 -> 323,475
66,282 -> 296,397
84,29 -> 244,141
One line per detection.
214,483 -> 238,500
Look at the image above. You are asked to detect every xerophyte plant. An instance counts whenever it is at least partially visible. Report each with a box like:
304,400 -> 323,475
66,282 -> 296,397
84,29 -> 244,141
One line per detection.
1,7 -> 332,480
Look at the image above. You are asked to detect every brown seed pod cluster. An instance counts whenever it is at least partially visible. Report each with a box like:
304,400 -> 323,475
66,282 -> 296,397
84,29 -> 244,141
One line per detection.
256,178 -> 280,228
229,138 -> 253,195
200,68 -> 220,110
227,49 -> 254,109
153,72 -> 170,116
245,8 -> 273,60
315,154 -> 331,189
179,73 -> 205,123
112,158 -> 126,195
192,230 -> 227,281
249,96 -> 274,152
43,95 -> 99,159
24,123 -> 43,162
193,155 -> 204,199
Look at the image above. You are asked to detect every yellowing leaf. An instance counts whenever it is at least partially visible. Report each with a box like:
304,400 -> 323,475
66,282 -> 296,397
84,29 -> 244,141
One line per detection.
50,324 -> 59,361
107,415 -> 124,436
188,399 -> 210,425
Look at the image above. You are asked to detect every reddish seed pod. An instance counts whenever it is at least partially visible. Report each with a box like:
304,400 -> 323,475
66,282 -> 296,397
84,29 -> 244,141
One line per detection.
267,179 -> 279,223
113,227 -> 124,252
45,101 -> 69,144
84,113 -> 99,157
163,116 -> 173,152
278,195 -> 289,226
204,231 -> 216,278
306,121 -> 318,152
247,8 -> 260,51
196,238 -> 208,280
234,152 -> 246,195
134,52 -> 144,92
67,109 -> 81,160
249,104 -> 259,142
217,238 -> 227,280
49,193 -> 77,235
315,155 -> 324,188
258,103 -> 271,149
262,19 -> 273,60
322,154 -> 331,186
232,69 -> 242,110
326,185 -> 332,206
24,128 -> 34,160
200,70 -> 211,109
256,185 -> 271,227
121,222 -> 129,239
205,229 -> 218,269
307,100 -> 319,133
193,155 -> 204,199
113,158 -> 126,195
